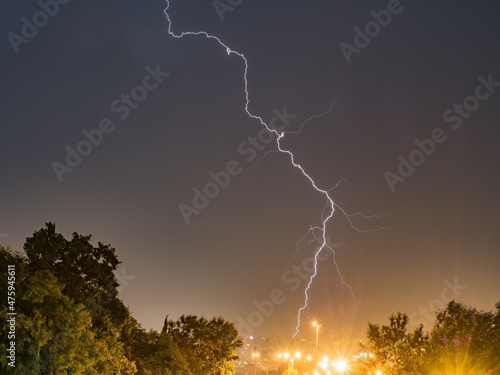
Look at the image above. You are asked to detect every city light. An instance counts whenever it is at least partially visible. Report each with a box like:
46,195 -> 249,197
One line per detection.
319,358 -> 328,371
312,321 -> 321,353
251,352 -> 260,375
332,359 -> 348,372
277,351 -> 302,369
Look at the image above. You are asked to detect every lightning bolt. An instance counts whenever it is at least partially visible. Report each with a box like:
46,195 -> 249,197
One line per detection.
252,98 -> 337,168
283,178 -> 348,270
164,1 -> 384,337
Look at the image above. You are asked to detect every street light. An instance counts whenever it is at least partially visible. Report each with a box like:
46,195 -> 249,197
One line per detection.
277,352 -> 301,370
252,352 -> 260,375
277,352 -> 289,362
318,356 -> 329,371
312,321 -> 321,353
332,359 -> 348,373
290,352 -> 301,368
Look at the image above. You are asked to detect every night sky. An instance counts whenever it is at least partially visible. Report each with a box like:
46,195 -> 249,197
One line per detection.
2,0 -> 500,341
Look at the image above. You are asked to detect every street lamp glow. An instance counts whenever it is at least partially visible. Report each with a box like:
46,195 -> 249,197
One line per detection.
312,321 -> 321,353
294,352 -> 301,359
332,359 -> 348,372
319,360 -> 328,370
376,371 -> 383,375
251,352 -> 259,375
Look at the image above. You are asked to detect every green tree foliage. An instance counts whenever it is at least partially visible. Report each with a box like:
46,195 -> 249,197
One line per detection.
426,300 -> 499,375
281,368 -> 299,375
22,223 -> 137,373
0,247 -> 115,374
24,223 -> 128,327
130,327 -> 191,375
165,315 -> 242,375
362,301 -> 500,375
491,302 -> 500,370
363,312 -> 428,375
1,224 -> 244,374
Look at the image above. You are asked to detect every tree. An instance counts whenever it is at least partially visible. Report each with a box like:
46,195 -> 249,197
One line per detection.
130,327 -> 191,375
362,301 -> 500,375
281,368 -> 299,375
362,312 -> 429,375
24,223 -> 127,327
0,247 -> 113,374
165,315 -> 242,374
2,224 -> 247,374
426,301 -> 499,375
20,224 -> 137,373
491,302 -> 500,370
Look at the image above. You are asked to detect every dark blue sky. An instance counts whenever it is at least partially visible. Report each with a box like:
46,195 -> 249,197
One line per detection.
1,0 -> 500,340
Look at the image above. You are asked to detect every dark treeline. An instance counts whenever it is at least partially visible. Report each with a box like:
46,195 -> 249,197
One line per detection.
0,223 -> 242,374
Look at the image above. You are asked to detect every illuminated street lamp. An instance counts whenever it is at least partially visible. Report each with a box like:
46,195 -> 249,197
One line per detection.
252,352 -> 260,375
318,357 -> 329,371
290,352 -> 301,368
277,352 -> 289,362
332,359 -> 348,373
277,352 -> 301,370
312,321 -> 321,353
